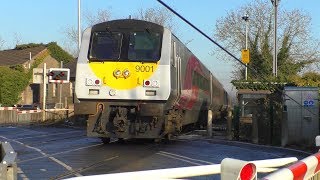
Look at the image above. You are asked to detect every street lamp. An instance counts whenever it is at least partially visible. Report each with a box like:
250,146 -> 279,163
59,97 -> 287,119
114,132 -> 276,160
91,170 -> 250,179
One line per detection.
78,0 -> 81,51
242,14 -> 249,80
271,0 -> 280,77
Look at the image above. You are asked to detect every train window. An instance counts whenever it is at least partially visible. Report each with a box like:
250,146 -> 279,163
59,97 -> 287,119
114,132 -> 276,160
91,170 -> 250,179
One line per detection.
89,32 -> 123,60
128,31 -> 162,61
192,71 -> 210,91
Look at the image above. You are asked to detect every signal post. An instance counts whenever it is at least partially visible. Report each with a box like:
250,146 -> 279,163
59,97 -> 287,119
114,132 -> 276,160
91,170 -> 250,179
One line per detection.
42,66 -> 70,121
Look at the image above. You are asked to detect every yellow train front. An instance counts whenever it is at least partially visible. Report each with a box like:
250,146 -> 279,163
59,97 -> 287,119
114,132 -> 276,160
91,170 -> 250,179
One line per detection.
75,19 -> 230,143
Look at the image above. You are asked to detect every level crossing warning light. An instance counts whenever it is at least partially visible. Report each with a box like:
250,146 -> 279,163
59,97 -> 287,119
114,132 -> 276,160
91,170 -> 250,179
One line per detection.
221,158 -> 257,180
48,68 -> 70,83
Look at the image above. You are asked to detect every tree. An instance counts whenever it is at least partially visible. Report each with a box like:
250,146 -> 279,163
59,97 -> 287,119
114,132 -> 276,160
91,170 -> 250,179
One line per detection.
63,7 -> 175,56
13,32 -> 23,46
291,72 -> 320,87
62,9 -> 112,57
84,9 -> 112,27
214,0 -> 320,82
0,36 -> 5,50
134,7 -> 175,32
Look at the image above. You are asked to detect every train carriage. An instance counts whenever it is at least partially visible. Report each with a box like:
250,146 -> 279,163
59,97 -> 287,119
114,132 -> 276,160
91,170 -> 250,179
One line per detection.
75,19 -> 231,143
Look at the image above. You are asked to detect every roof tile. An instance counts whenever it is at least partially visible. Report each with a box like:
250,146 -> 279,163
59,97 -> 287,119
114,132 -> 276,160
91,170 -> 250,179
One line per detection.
0,46 -> 47,66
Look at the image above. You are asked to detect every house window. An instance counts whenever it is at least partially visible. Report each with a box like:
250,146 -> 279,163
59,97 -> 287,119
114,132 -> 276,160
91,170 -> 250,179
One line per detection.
53,84 -> 58,97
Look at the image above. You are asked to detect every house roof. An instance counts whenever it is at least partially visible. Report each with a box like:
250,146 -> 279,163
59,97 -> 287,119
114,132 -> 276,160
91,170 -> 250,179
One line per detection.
0,46 -> 47,66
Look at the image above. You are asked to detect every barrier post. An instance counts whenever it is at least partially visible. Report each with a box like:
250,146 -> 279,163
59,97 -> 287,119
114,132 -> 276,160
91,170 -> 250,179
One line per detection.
227,109 -> 233,140
0,164 -> 6,179
0,142 -> 17,180
207,110 -> 213,137
221,158 -> 257,180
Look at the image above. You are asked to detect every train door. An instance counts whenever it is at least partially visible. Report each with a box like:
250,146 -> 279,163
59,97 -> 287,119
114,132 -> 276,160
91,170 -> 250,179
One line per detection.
172,40 -> 181,104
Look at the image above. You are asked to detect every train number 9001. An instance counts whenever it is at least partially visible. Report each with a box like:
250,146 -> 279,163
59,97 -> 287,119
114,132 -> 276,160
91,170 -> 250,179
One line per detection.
135,65 -> 154,72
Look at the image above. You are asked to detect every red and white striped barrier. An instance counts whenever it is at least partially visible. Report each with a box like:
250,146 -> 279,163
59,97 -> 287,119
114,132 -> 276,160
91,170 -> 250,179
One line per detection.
49,80 -> 69,83
17,110 -> 42,114
0,107 -> 17,110
66,157 -> 298,180
264,152 -> 320,180
45,109 -> 73,111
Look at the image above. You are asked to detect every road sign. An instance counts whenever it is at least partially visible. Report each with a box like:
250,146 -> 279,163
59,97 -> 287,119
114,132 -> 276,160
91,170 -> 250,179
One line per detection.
48,68 -> 70,83
241,49 -> 250,64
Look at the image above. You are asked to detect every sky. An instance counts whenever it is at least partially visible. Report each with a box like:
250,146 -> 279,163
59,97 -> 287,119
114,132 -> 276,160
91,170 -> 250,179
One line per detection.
1,0 -> 320,96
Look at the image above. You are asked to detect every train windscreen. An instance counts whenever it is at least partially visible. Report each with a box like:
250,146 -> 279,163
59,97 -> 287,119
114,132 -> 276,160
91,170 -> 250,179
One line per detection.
89,32 -> 123,60
88,30 -> 162,62
128,31 -> 162,61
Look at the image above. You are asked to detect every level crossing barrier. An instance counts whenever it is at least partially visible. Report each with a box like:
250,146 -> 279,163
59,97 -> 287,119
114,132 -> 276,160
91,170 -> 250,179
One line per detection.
0,141 -> 17,180
263,136 -> 320,179
263,151 -> 320,180
66,157 -> 297,180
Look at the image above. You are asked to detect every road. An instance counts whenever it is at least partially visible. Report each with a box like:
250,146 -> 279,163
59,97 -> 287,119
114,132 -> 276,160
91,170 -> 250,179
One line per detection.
0,124 -> 311,180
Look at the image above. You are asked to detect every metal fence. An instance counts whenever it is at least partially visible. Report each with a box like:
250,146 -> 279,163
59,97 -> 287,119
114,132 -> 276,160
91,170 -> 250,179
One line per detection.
0,109 -> 72,124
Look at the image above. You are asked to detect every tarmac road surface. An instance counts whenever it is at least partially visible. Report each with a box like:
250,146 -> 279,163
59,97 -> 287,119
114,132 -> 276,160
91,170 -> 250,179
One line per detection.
0,125 -> 311,180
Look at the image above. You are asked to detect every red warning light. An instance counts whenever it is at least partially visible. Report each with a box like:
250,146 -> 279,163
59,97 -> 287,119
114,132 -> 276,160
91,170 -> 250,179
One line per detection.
145,80 -> 150,86
48,68 -> 70,83
95,79 -> 100,84
240,164 -> 255,180
48,72 -> 54,76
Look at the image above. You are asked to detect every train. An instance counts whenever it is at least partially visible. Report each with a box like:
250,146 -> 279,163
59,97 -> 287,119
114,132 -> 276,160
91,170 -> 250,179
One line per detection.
75,19 -> 231,143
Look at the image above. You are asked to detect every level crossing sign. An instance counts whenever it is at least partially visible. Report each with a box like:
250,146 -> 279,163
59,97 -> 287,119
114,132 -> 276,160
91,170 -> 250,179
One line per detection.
48,68 -> 70,83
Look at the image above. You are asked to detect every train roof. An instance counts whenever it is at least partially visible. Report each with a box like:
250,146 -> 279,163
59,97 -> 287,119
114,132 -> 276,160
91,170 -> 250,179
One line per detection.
91,19 -> 165,33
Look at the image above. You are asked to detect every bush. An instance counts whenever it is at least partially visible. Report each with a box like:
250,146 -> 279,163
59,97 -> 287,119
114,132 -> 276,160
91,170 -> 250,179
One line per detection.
0,67 -> 29,106
47,42 -> 74,64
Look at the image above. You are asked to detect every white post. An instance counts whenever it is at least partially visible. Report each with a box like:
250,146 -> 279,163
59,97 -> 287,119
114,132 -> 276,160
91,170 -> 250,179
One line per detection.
59,61 -> 63,108
242,14 -> 249,81
42,63 -> 47,121
207,110 -> 213,137
272,0 -> 279,77
29,52 -> 31,69
245,18 -> 248,80
78,0 -> 81,51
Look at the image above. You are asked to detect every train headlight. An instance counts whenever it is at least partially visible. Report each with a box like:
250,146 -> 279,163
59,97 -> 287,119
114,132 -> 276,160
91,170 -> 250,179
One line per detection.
86,78 -> 101,86
109,89 -> 116,96
113,69 -> 121,78
123,69 -> 130,78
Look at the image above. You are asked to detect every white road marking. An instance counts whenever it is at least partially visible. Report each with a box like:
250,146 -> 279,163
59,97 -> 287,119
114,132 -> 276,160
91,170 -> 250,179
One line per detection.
56,155 -> 119,178
158,151 -> 214,165
14,130 -> 83,140
0,135 -> 83,177
17,167 -> 30,180
156,152 -> 203,165
19,143 -> 104,163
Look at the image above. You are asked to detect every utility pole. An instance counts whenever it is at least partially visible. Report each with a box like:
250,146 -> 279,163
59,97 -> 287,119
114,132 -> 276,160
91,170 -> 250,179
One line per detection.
242,14 -> 249,80
78,0 -> 81,50
271,0 -> 279,77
